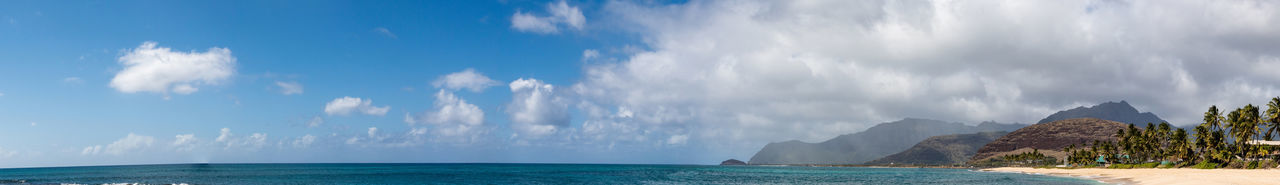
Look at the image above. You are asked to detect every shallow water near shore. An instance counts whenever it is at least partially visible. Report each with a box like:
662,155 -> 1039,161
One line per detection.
0,163 -> 1103,184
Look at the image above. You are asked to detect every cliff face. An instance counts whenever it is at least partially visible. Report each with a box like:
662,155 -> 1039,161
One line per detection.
969,118 -> 1127,162
747,118 -> 1026,165
864,131 -> 1007,165
1037,101 -> 1168,125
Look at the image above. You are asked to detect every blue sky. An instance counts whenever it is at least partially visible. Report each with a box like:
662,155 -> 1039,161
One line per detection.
0,0 -> 627,167
4,0 -> 1280,168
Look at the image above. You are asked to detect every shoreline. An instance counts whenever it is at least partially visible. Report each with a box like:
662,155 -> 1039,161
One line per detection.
982,167 -> 1280,185
979,168 -> 1135,185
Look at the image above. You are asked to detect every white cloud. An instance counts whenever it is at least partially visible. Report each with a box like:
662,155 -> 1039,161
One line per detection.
215,128 -> 268,149
246,133 -> 267,149
216,128 -> 232,143
560,0 -> 1280,158
343,126 -> 463,147
109,41 -> 235,97
275,81 -> 304,95
582,49 -> 600,61
63,77 -> 83,84
292,134 -> 316,148
373,27 -> 397,39
404,90 -> 492,144
324,97 -> 390,116
506,78 -> 570,137
172,134 -> 198,152
511,0 -> 586,34
80,145 -> 101,156
407,90 -> 485,126
307,116 -> 324,127
432,68 -> 499,92
83,133 -> 155,155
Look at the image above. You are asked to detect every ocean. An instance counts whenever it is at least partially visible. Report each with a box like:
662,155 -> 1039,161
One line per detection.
0,163 -> 1101,185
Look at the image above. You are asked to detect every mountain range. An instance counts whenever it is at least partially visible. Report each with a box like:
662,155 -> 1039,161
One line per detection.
743,100 -> 1169,165
1037,101 -> 1167,124
968,118 -> 1128,162
864,131 -> 1008,165
747,119 -> 1026,165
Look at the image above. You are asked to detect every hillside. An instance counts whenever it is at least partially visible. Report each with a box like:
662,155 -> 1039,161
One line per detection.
864,131 -> 1007,165
1037,100 -> 1167,124
748,118 -> 1026,165
969,118 -> 1126,162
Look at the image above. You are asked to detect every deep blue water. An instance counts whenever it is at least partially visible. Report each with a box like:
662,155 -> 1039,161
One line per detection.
0,163 -> 1101,185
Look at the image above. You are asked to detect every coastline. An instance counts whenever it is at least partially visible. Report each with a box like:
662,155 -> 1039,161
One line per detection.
982,167 -> 1280,185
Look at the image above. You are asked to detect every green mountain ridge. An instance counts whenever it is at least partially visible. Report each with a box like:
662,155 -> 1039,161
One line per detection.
747,118 -> 1026,165
864,131 -> 1008,166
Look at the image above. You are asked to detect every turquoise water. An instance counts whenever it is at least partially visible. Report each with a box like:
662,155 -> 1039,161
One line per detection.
0,163 -> 1100,185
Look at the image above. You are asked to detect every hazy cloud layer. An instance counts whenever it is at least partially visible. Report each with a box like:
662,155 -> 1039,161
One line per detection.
275,81 -> 304,95
559,0 -> 1280,158
82,133 -> 155,156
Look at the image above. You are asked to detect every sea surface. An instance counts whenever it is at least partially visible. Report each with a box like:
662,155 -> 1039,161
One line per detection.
0,163 -> 1102,185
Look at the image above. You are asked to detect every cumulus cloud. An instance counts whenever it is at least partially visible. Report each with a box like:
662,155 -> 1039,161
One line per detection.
275,81 -> 304,95
511,0 -> 586,34
507,78 -> 570,137
324,97 -> 390,116
582,49 -> 600,61
432,68 -> 499,92
82,133 -> 155,155
407,90 -> 485,126
405,90 -> 491,144
109,41 -> 235,97
172,134 -> 198,152
559,0 -> 1280,158
215,128 -> 268,149
292,134 -> 316,148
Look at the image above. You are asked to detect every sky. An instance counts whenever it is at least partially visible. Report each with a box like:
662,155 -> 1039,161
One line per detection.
1,0 -> 1280,168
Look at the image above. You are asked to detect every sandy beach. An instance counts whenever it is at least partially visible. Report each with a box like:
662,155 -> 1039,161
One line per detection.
983,167 -> 1280,185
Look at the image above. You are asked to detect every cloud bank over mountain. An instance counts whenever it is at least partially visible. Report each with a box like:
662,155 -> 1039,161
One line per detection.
562,0 -> 1280,158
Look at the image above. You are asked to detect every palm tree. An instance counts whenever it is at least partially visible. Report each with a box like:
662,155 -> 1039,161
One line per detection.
1152,123 -> 1162,162
1265,97 -> 1280,141
1173,128 -> 1192,163
1230,105 -> 1260,161
1158,122 -> 1172,159
1206,105 -> 1224,131
1209,129 -> 1227,163
1194,125 -> 1209,161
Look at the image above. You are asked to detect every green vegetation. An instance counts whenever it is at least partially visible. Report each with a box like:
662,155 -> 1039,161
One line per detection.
1064,97 -> 1280,169
988,149 -> 1058,167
